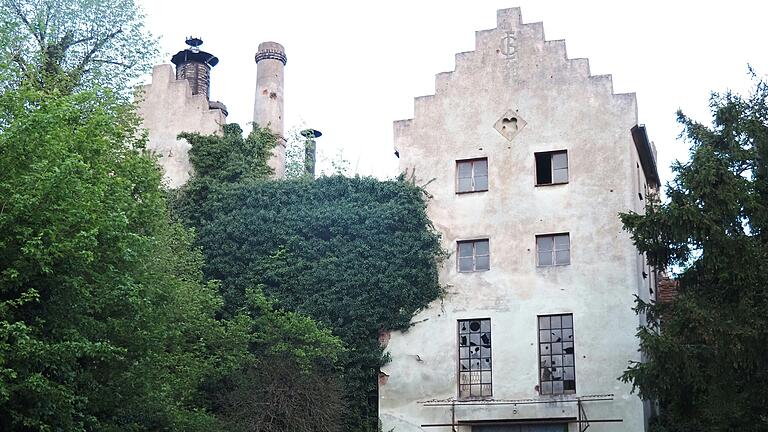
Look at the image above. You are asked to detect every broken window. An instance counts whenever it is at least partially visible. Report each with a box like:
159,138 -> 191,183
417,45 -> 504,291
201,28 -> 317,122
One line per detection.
458,318 -> 492,399
538,313 -> 575,395
536,233 -> 570,266
458,239 -> 490,272
456,158 -> 489,193
535,150 -> 568,185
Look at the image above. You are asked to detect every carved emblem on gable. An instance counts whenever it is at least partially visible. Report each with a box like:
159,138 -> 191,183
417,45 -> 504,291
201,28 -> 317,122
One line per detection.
494,109 -> 527,141
499,31 -> 518,60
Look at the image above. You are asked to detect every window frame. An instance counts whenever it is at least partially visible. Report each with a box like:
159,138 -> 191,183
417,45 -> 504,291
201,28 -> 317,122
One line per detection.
534,150 -> 569,186
456,157 -> 489,194
457,239 -> 490,272
457,318 -> 493,400
537,313 -> 576,396
535,233 -> 570,267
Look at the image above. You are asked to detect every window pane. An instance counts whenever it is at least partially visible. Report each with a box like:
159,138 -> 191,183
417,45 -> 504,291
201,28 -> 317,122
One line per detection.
553,167 -> 568,183
539,316 -> 551,329
458,177 -> 472,192
475,255 -> 489,271
552,152 -> 568,170
482,357 -> 492,370
473,175 -> 488,191
538,251 -> 553,266
540,382 -> 553,395
475,240 -> 489,256
562,315 -> 573,328
459,257 -> 473,272
458,242 -> 473,257
457,161 -> 472,177
537,236 -> 554,251
555,250 -> 570,265
459,385 -> 470,398
550,315 -> 561,328
555,234 -> 570,249
480,320 -> 491,333
539,329 -> 551,343
536,153 -> 552,184
473,159 -> 488,175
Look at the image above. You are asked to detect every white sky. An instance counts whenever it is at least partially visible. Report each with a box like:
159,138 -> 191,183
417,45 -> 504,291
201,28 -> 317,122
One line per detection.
138,0 -> 768,185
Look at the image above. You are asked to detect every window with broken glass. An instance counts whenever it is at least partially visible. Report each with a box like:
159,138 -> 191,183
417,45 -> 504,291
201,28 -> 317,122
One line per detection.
458,318 -> 492,398
458,239 -> 490,272
456,158 -> 489,193
535,150 -> 568,185
536,233 -> 570,266
538,314 -> 575,395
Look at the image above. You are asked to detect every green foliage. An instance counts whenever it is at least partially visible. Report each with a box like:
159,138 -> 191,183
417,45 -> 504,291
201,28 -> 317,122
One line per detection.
620,74 -> 768,431
0,0 -> 159,94
0,86 -> 245,430
175,126 -> 444,431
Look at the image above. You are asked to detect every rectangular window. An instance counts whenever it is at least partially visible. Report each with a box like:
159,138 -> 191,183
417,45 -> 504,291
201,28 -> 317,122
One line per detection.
458,318 -> 492,398
536,233 -> 570,266
538,314 -> 575,395
535,151 -> 568,185
456,158 -> 488,193
458,239 -> 490,272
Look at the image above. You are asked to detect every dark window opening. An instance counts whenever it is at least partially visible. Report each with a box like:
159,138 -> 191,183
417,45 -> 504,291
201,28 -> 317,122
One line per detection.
538,313 -> 576,395
458,318 -> 492,399
535,151 -> 568,185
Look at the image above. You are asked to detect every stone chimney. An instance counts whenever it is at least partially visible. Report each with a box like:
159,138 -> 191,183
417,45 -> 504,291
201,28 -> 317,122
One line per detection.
301,129 -> 322,177
171,37 -> 218,99
253,41 -> 287,178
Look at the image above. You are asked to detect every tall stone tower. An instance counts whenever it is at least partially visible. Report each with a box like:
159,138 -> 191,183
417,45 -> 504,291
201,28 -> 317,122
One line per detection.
137,38 -> 227,187
253,42 -> 287,178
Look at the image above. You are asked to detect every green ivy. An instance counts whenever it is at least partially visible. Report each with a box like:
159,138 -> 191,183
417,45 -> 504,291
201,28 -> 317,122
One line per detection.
174,125 -> 445,431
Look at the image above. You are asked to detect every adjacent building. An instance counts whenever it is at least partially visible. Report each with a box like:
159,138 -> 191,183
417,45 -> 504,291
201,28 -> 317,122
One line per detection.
380,8 -> 659,432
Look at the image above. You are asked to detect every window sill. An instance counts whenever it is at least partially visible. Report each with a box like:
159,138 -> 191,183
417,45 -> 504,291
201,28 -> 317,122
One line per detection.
458,269 -> 491,273
456,189 -> 488,195
534,182 -> 569,187
536,264 -> 570,268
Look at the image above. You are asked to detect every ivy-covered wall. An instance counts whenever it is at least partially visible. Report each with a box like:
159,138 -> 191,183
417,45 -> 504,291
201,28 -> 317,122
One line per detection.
174,125 -> 445,431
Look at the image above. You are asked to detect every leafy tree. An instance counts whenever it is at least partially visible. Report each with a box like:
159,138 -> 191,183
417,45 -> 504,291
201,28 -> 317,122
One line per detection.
0,0 -> 158,93
0,85 -> 241,430
174,126 -> 445,432
620,74 -> 768,431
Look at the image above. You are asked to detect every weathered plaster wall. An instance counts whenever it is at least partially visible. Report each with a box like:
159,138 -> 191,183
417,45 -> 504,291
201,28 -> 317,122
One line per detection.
381,8 -> 655,432
137,64 -> 226,188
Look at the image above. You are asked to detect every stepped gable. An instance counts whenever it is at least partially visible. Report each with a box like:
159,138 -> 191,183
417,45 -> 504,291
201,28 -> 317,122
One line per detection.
394,7 -> 637,155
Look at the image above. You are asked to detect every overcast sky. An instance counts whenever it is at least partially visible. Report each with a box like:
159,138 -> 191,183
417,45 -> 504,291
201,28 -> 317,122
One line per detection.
137,0 -> 767,185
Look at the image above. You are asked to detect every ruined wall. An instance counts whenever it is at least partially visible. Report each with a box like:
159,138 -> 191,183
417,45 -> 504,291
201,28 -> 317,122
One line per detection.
137,64 -> 226,188
380,8 -> 656,432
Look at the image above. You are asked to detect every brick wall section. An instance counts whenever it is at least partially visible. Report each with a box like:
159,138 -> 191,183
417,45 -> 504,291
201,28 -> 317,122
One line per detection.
657,276 -> 678,304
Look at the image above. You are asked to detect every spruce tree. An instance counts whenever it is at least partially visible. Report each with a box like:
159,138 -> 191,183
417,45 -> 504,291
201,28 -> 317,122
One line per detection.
621,73 -> 768,432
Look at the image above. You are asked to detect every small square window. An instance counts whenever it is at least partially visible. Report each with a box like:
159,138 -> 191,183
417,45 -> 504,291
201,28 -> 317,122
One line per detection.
456,158 -> 488,193
536,233 -> 570,266
535,151 -> 568,185
458,318 -> 492,399
457,239 -> 490,272
538,313 -> 576,395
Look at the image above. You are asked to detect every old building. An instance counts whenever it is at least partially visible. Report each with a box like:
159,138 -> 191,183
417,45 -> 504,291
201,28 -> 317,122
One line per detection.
137,38 -> 287,187
380,8 -> 659,432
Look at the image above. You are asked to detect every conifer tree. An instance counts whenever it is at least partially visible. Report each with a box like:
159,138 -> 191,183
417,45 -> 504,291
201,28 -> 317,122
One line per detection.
621,73 -> 768,432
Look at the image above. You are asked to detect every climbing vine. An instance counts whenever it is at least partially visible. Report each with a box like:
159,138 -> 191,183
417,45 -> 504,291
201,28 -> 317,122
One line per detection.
174,124 -> 445,431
